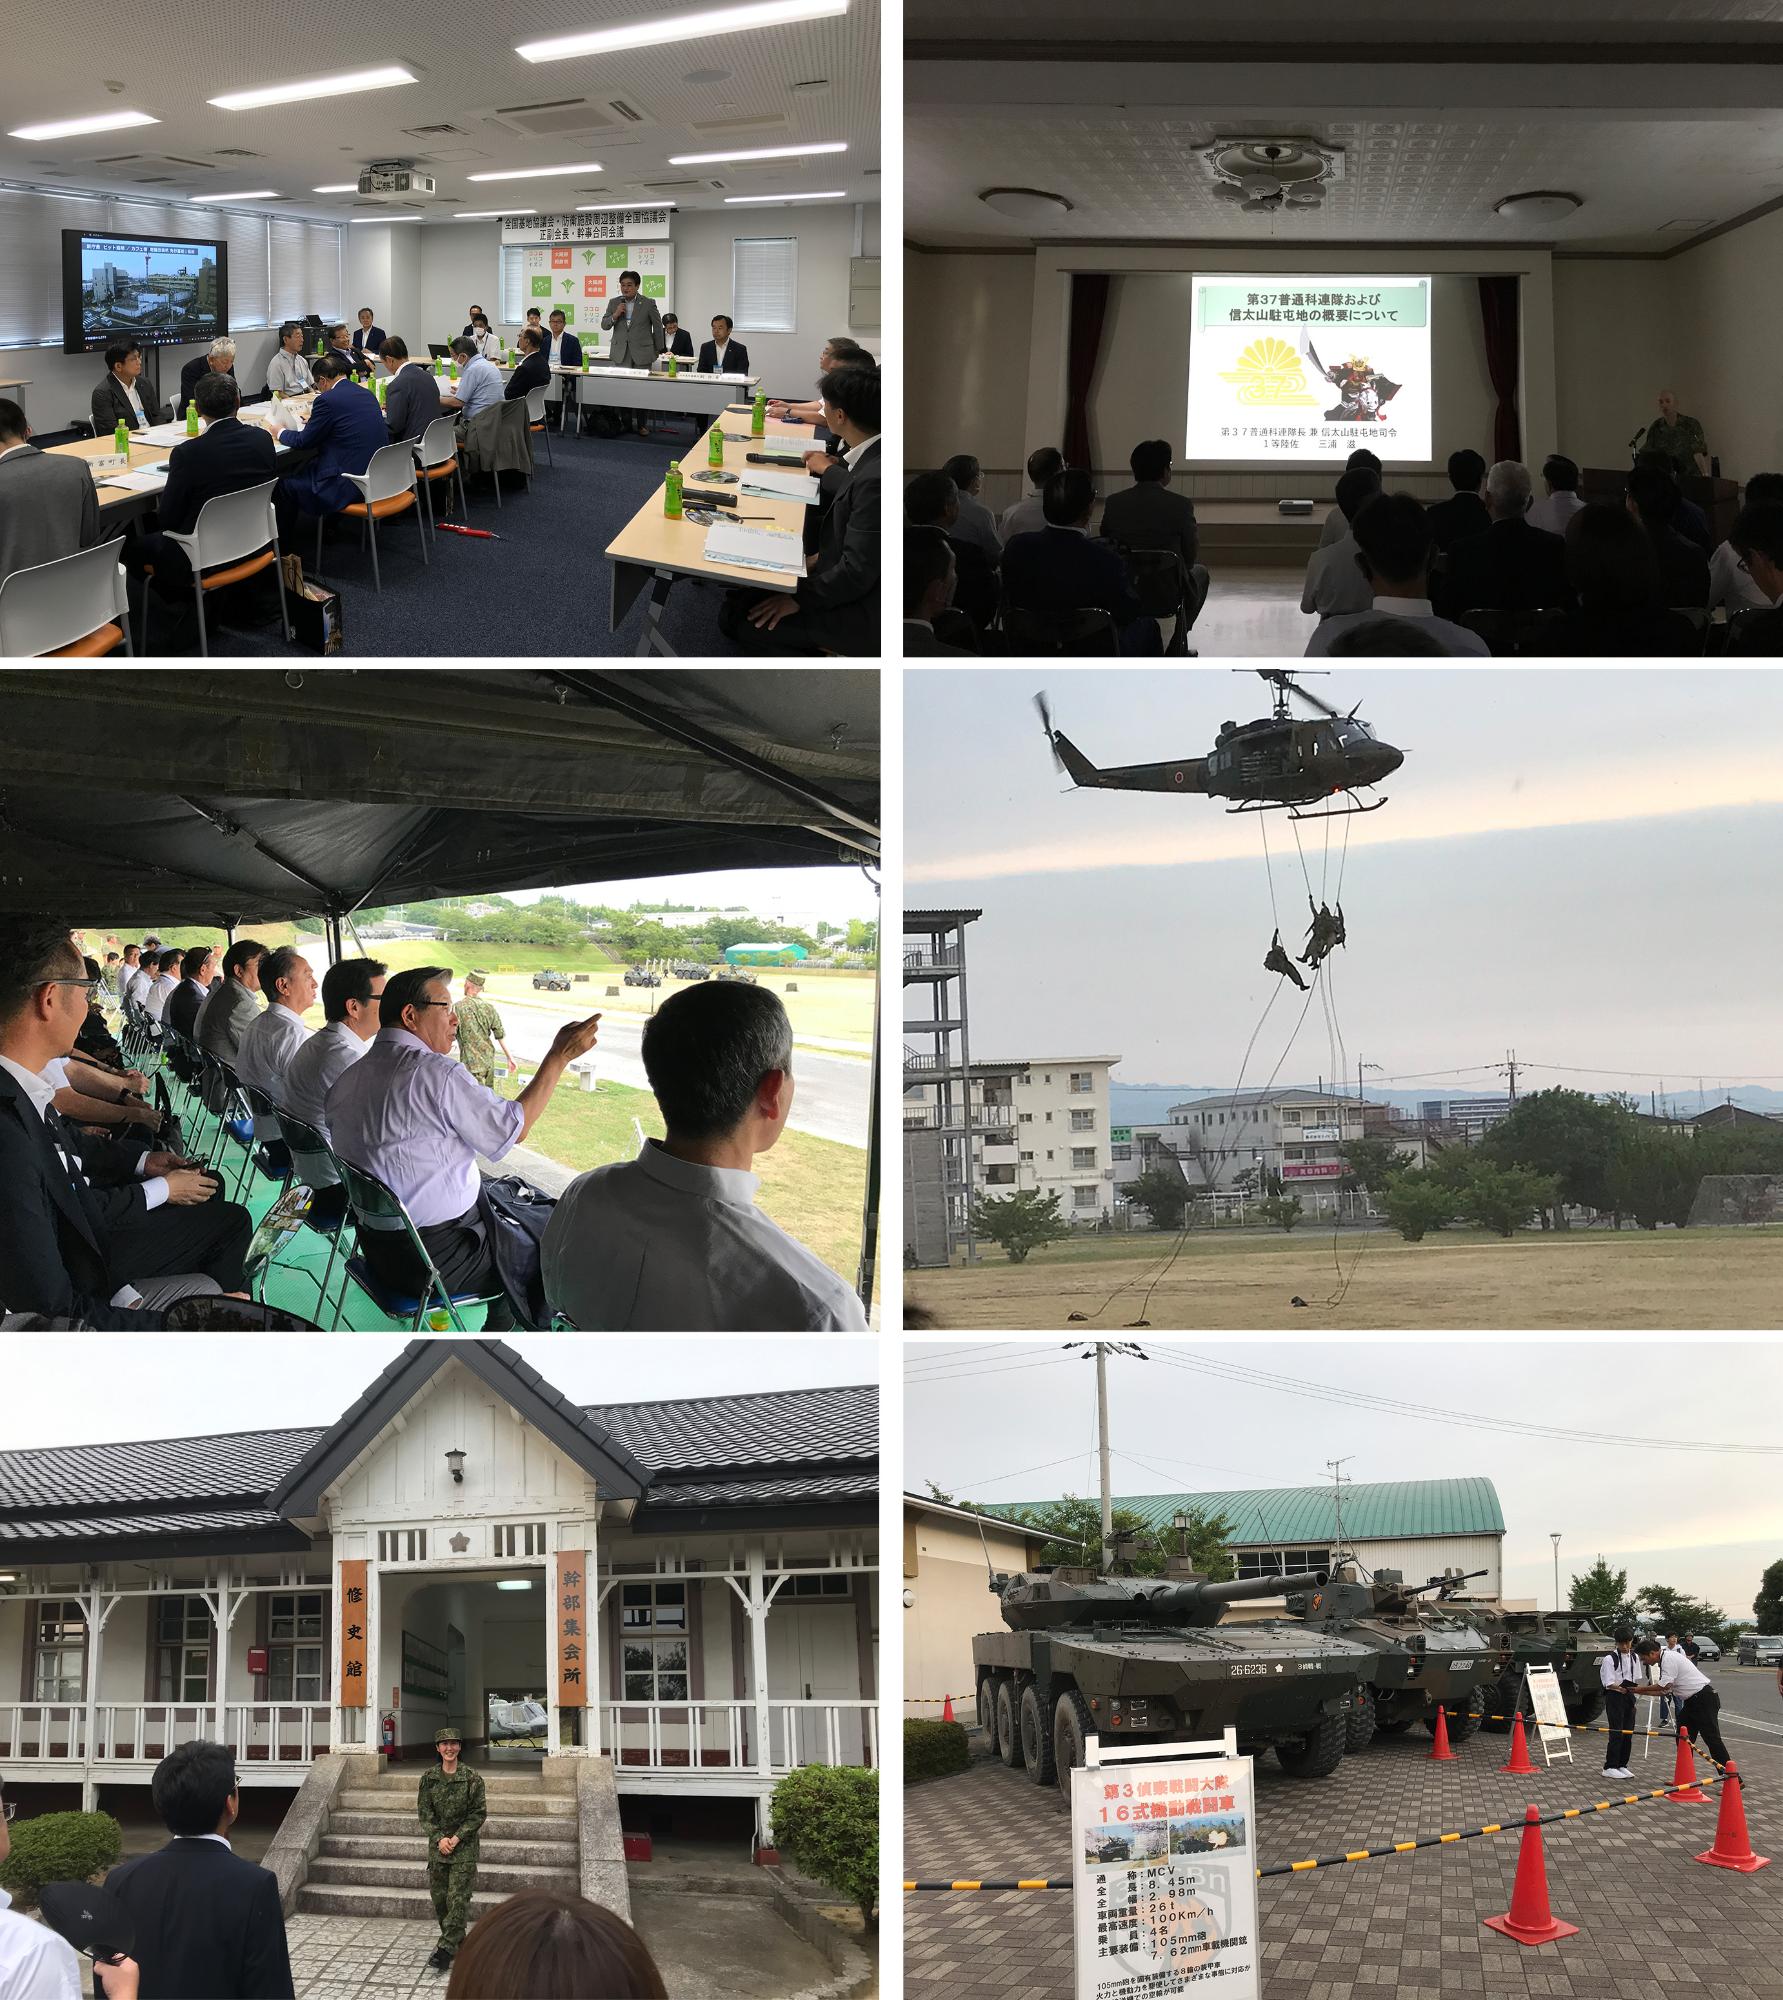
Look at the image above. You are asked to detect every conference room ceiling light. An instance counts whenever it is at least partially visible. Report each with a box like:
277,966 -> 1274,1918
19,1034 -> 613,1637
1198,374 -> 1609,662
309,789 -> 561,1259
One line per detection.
671,141 -> 846,163
1494,190 -> 1583,222
190,190 -> 281,202
351,214 -> 423,222
209,67 -> 418,113
456,208 -> 537,218
8,111 -> 160,142
578,200 -> 677,211
466,163 -> 605,181
979,186 -> 1073,223
724,189 -> 846,202
312,182 -> 359,193
517,0 -> 849,67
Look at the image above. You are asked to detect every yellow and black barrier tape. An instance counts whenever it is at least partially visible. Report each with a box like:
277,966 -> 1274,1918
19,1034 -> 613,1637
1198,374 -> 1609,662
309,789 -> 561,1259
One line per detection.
905,1770 -> 1733,1890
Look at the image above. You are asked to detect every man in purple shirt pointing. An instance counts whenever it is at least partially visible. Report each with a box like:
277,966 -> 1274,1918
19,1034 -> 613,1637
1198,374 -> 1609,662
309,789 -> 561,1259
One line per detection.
325,964 -> 599,1327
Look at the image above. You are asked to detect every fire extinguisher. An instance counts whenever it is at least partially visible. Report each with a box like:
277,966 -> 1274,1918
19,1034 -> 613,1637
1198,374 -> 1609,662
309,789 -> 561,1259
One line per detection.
381,1713 -> 396,1759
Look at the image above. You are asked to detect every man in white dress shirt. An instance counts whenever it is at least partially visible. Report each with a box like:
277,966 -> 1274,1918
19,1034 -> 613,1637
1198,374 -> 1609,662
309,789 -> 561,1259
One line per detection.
541,982 -> 869,1332
266,321 -> 317,401
1634,1635 -> 1731,1769
235,945 -> 317,1161
1598,1627 -> 1642,1778
143,948 -> 184,1022
0,1772 -> 102,1999
278,956 -> 385,1224
326,966 -> 600,1329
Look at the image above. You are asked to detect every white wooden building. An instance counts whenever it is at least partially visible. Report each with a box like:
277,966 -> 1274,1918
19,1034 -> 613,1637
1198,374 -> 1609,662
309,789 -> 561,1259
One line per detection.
0,1343 -> 877,1840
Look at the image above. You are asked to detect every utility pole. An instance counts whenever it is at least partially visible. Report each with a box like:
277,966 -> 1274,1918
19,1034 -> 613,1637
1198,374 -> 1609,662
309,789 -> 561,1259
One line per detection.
1326,1456 -> 1353,1565
1065,1341 -> 1147,1568
1550,1532 -> 1562,1614
1500,1050 -> 1520,1104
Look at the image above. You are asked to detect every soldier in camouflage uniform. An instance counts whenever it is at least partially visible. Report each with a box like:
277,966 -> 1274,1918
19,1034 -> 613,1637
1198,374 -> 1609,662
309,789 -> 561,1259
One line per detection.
419,1725 -> 486,1971
453,970 -> 514,1093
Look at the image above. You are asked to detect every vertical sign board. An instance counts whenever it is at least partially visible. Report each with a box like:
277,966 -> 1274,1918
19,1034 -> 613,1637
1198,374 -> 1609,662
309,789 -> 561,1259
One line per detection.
1071,1752 -> 1261,2000
339,1559 -> 368,1708
1524,1665 -> 1574,1766
502,215 -> 676,330
556,1551 -> 588,1709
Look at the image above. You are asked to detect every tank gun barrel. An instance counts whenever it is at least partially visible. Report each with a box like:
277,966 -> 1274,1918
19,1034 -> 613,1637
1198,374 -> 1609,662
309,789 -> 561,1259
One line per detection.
1135,1569 -> 1330,1622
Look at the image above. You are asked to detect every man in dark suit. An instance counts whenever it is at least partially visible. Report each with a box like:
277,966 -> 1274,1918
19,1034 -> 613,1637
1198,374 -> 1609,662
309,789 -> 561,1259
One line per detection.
1627,461 -> 1712,607
697,314 -> 750,378
322,321 -> 373,380
380,336 -> 443,444
1098,438 -> 1210,650
175,339 -> 237,420
504,326 -> 553,402
107,1740 -> 293,1999
273,353 -> 389,541
720,364 -> 879,654
163,945 -> 218,1044
0,915 -> 253,1326
904,469 -> 997,640
1439,458 -> 1570,617
905,525 -> 973,654
0,397 -> 100,586
351,306 -> 387,367
661,312 -> 695,359
127,375 -> 280,597
1425,448 -> 1491,552
91,340 -> 171,436
1002,469 -> 1159,654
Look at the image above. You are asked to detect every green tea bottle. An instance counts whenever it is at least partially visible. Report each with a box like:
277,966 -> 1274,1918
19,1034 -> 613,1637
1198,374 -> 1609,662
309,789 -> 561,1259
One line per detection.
664,460 -> 684,519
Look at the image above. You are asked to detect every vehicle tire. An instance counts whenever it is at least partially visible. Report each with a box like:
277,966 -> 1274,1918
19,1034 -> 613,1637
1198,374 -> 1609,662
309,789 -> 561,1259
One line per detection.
1053,1689 -> 1093,1806
977,1678 -> 996,1740
1437,1685 -> 1486,1743
1565,1686 -> 1603,1725
1274,1711 -> 1346,1778
994,1678 -> 1022,1769
1481,1670 -> 1524,1734
1020,1683 -> 1057,1786
1344,1687 -> 1377,1753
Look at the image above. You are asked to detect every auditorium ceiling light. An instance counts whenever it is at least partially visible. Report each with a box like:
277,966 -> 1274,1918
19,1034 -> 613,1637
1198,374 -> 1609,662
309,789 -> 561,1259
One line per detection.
467,163 -> 605,182
1201,138 -> 1342,214
517,0 -> 849,65
1494,190 -> 1584,222
209,66 -> 417,112
671,141 -> 846,163
8,111 -> 159,141
979,186 -> 1074,223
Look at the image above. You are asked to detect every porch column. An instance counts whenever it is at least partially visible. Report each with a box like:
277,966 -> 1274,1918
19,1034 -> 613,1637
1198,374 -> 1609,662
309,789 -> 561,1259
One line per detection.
746,1548 -> 771,1780
211,1582 -> 233,1751
82,1583 -> 113,1813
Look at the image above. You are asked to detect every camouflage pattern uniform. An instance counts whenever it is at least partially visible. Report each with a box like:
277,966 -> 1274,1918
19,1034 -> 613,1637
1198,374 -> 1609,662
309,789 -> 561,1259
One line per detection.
419,1735 -> 486,1955
1644,413 -> 1708,477
454,986 -> 507,1092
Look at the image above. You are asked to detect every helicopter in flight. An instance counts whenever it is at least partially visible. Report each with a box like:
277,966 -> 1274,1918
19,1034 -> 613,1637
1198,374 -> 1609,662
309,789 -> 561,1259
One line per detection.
1036,670 -> 1404,817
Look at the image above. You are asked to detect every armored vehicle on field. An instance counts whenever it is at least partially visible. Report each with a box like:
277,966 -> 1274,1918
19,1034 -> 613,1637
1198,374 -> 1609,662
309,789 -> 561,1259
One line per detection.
1282,1566 -> 1511,1749
971,1561 -> 1376,1797
531,968 -> 571,992
623,966 -> 662,987
1463,1609 -> 1615,1730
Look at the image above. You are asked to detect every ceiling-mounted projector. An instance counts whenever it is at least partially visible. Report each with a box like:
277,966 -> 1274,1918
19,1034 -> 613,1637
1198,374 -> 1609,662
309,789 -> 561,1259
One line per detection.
357,163 -> 436,200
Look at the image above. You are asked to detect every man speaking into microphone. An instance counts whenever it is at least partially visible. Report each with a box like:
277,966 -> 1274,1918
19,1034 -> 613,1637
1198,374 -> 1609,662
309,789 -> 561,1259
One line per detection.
1636,388 -> 1709,476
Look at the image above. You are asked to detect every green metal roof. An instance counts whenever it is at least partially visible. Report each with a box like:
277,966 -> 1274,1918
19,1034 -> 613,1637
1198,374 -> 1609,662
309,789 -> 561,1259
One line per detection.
986,1478 -> 1504,1544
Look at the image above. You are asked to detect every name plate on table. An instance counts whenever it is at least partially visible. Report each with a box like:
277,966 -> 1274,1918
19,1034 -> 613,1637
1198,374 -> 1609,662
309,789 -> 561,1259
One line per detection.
704,521 -> 805,577
739,468 -> 821,505
87,453 -> 130,478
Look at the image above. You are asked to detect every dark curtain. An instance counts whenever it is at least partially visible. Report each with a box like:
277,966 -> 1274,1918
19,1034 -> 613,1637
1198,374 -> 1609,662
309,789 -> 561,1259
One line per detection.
1062,273 -> 1112,469
1477,275 -> 1521,463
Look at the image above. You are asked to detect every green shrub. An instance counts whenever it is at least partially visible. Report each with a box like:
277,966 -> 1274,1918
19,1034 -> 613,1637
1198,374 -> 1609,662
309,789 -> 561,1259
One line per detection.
904,1718 -> 970,1783
0,1811 -> 122,1910
770,1764 -> 878,1923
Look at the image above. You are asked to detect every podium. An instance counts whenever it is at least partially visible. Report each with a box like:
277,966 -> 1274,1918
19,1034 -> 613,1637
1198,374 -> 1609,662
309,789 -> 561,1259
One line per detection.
1582,467 -> 1740,544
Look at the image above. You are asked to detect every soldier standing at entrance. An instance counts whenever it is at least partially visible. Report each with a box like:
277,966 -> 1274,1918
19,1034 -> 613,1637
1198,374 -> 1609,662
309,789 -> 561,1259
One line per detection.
419,1726 -> 486,1973
453,971 -> 515,1093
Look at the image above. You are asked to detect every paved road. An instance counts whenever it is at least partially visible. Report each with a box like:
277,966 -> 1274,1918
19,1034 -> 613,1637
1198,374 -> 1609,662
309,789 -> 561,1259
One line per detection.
1721,1664 -> 1783,1748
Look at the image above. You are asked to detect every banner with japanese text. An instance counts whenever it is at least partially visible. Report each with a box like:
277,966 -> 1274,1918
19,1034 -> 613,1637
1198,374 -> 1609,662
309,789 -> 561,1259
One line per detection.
556,1550 -> 588,1709
518,240 -> 676,330
502,209 -> 673,245
1071,1751 -> 1260,2000
338,1559 -> 369,1709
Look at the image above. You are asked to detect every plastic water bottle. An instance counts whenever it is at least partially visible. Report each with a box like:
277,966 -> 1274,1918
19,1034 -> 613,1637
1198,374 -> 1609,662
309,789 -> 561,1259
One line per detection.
708,423 -> 725,469
113,419 -> 130,455
376,375 -> 387,408
185,400 -> 199,436
667,351 -> 678,379
664,460 -> 683,519
425,1308 -> 452,1332
751,390 -> 766,437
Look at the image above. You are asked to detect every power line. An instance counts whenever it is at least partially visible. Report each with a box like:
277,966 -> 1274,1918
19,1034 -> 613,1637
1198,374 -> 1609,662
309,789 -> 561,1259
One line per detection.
902,1354 -> 1076,1389
905,1341 -> 1062,1375
904,1345 -> 1067,1383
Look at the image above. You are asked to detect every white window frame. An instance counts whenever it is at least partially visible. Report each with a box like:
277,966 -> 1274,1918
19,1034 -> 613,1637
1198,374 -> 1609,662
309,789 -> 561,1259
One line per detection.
619,1581 -> 690,1704
731,235 -> 798,334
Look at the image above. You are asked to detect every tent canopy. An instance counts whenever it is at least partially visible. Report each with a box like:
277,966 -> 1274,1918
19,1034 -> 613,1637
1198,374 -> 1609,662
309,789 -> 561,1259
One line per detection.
0,669 -> 878,925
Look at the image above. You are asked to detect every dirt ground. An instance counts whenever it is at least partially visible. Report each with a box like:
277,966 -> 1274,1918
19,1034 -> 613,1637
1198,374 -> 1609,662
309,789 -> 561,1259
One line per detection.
907,1225 -> 1783,1330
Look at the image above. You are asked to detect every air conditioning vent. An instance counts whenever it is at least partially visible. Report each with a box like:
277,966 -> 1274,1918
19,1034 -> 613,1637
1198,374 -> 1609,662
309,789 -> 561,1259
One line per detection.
790,78 -> 832,95
485,98 -> 636,139
213,148 -> 262,158
404,123 -> 471,138
640,176 -> 720,193
607,99 -> 645,123
92,153 -> 148,165
687,113 -> 791,138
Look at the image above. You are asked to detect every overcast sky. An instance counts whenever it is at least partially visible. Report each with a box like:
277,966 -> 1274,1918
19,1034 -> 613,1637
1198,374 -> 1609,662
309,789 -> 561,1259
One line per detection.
904,1338 -> 1783,1618
506,866 -> 878,925
905,666 -> 1783,1087
0,1339 -> 877,1453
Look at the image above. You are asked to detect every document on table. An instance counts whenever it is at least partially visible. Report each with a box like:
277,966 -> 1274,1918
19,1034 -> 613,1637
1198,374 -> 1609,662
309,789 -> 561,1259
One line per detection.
136,422 -> 196,447
703,522 -> 805,577
102,465 -> 171,492
739,468 -> 821,505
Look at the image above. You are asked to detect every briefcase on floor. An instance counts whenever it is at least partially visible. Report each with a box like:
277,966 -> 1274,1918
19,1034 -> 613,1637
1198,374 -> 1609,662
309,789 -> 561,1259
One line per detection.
288,575 -> 343,653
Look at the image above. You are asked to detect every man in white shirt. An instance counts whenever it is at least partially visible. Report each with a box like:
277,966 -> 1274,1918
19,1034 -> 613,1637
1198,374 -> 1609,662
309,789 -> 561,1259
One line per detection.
1527,453 -> 1588,539
0,1772 -> 101,1999
1708,470 -> 1783,616
278,956 -> 385,1223
265,321 -> 316,401
235,945 -> 317,1155
1306,490 -> 1491,657
1300,466 -> 1382,621
143,948 -> 183,1022
542,981 -> 869,1331
440,339 -> 504,427
1634,1635 -> 1730,1768
998,445 -> 1065,543
1598,1627 -> 1642,1778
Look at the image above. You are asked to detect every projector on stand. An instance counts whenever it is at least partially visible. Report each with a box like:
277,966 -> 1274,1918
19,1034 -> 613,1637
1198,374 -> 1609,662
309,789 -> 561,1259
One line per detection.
356,164 -> 436,200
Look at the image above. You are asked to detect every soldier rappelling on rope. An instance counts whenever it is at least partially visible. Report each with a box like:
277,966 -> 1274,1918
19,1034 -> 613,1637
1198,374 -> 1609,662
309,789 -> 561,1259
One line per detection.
1301,899 -> 1347,969
1263,929 -> 1308,990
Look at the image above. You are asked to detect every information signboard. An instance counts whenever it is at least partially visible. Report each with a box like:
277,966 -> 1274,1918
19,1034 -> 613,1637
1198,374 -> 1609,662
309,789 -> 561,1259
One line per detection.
1525,1664 -> 1575,1765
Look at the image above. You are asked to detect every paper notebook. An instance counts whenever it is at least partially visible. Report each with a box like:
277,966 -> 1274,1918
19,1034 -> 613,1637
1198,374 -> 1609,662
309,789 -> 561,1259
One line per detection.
704,522 -> 805,577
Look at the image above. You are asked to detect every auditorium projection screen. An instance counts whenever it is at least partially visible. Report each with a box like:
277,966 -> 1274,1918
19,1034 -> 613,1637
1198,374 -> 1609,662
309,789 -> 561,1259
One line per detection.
1186,275 -> 1432,463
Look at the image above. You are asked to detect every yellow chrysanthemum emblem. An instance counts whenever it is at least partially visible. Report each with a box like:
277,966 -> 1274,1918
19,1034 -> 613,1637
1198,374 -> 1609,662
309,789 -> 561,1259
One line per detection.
1218,336 -> 1319,405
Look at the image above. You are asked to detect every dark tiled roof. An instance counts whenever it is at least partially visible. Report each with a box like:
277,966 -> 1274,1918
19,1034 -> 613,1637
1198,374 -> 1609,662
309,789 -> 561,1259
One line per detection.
647,1471 -> 880,1511
0,1428 -> 323,1519
584,1384 -> 877,1475
0,1507 -> 296,1545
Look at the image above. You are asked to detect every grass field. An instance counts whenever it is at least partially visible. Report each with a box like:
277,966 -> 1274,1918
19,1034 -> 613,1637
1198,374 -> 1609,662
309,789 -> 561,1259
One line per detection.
480,964 -> 875,1051
907,1225 -> 1783,1329
361,939 -> 619,977
524,1078 -> 871,1294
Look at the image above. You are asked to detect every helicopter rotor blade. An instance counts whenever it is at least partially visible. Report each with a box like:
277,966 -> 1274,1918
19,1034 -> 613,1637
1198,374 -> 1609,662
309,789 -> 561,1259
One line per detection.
1257,667 -> 1343,722
1034,690 -> 1066,774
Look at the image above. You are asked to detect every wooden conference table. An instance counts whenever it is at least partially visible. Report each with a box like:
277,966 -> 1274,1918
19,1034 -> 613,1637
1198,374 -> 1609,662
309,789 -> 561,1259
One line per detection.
47,398 -> 314,526
606,411 -> 820,656
538,361 -> 759,432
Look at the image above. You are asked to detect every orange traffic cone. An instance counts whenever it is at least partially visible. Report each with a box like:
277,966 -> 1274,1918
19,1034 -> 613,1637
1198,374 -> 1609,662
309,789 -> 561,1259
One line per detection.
941,1694 -> 955,1723
1483,1805 -> 1581,1946
1695,1762 -> 1771,1873
1667,1725 -> 1710,1804
1498,1710 -> 1539,1776
1428,1702 -> 1457,1761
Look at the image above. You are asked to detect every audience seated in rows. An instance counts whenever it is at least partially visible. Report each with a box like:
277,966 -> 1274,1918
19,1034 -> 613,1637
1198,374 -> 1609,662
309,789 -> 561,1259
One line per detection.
1002,469 -> 1160,655
904,525 -> 971,656
0,396 -> 100,586
1425,449 -> 1492,552
1528,453 -> 1585,539
1099,438 -> 1210,652
0,917 -> 253,1327
999,445 -> 1064,543
1301,465 -> 1382,619
143,948 -> 183,1022
1316,448 -> 1384,546
904,470 -> 998,637
1439,458 -> 1569,617
1627,461 -> 1712,608
541,981 -> 869,1331
1635,448 -> 1712,550
1547,504 -> 1702,656
1306,491 -> 1490,656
